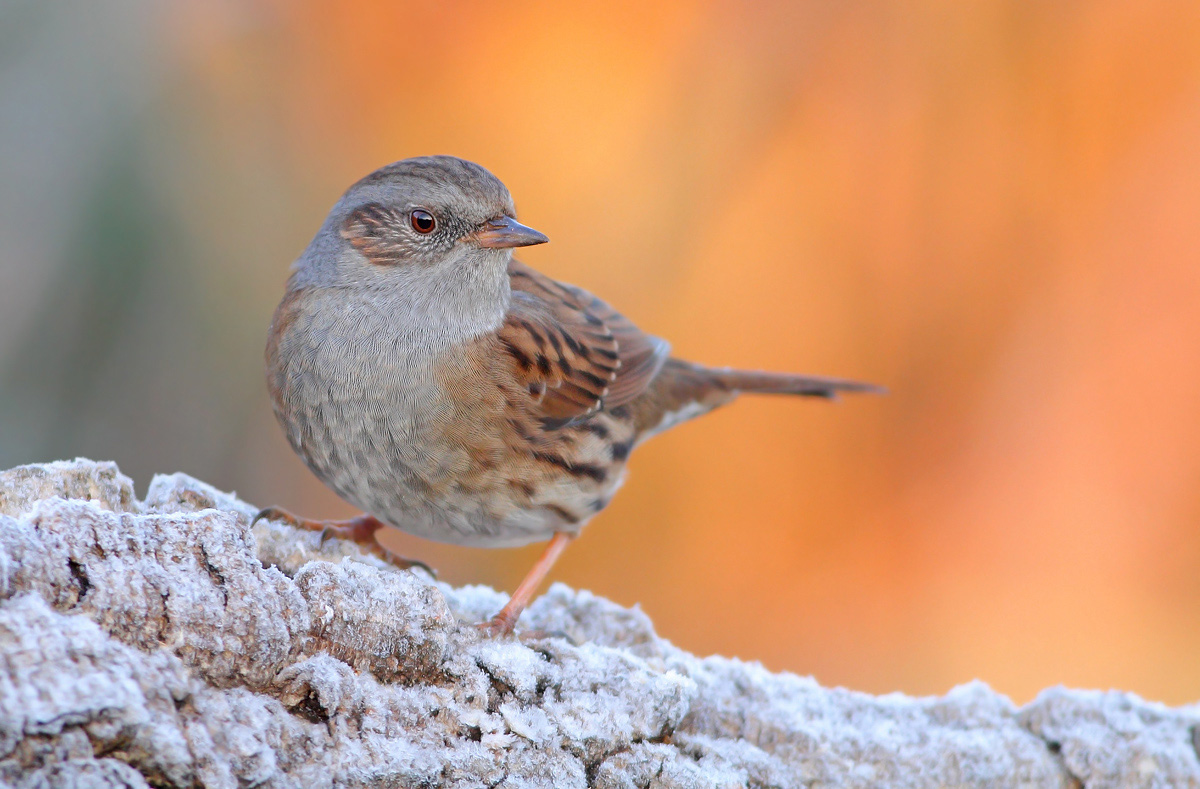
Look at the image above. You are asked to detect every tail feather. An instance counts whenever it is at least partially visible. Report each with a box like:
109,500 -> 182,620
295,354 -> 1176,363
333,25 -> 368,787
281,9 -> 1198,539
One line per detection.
629,358 -> 883,439
709,367 -> 886,399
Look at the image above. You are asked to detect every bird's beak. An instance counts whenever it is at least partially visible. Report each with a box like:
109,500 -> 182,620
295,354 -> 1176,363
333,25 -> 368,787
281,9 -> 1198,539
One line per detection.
474,216 -> 549,249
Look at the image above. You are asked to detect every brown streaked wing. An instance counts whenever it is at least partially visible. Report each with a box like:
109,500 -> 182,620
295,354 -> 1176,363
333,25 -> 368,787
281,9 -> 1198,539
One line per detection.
503,260 -> 671,427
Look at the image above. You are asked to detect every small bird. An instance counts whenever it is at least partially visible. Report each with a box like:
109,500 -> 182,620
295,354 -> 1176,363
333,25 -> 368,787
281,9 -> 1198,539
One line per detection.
259,155 -> 881,636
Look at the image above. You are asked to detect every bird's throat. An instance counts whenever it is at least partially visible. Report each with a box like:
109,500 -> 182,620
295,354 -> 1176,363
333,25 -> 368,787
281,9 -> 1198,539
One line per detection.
375,252 -> 511,347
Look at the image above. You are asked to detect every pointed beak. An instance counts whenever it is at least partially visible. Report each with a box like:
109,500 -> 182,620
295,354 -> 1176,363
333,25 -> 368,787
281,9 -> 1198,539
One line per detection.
474,216 -> 549,249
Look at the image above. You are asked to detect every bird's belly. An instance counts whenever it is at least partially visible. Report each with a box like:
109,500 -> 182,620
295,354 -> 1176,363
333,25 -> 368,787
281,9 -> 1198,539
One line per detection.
272,335 -> 624,547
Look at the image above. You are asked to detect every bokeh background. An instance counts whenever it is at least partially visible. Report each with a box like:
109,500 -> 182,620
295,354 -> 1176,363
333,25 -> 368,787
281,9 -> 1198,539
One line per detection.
2,0 -> 1198,704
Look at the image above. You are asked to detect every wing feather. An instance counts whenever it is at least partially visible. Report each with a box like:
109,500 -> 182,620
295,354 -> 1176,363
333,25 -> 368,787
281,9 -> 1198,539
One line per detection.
500,260 -> 670,428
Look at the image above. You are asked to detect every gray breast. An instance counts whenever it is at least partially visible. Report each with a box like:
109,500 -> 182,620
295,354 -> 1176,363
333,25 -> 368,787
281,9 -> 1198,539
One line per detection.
272,293 -> 438,502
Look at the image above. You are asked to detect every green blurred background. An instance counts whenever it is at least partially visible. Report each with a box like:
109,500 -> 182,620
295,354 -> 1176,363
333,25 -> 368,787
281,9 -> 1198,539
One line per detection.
2,0 -> 1199,704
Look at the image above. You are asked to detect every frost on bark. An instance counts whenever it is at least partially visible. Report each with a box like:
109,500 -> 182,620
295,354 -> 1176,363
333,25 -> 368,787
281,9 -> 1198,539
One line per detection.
0,459 -> 1197,788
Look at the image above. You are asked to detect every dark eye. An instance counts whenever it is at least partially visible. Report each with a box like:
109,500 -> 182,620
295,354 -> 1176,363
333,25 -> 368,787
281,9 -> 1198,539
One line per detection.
410,209 -> 436,233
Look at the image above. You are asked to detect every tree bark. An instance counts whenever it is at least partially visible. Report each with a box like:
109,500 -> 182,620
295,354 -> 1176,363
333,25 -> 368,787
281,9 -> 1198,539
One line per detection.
0,459 -> 1196,788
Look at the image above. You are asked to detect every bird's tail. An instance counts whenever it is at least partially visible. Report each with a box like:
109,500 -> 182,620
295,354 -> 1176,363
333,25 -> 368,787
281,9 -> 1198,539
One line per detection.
630,359 -> 883,439
706,366 -> 886,399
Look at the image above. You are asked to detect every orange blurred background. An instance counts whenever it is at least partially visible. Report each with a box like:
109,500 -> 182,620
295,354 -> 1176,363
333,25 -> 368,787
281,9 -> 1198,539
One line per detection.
2,1 -> 1198,704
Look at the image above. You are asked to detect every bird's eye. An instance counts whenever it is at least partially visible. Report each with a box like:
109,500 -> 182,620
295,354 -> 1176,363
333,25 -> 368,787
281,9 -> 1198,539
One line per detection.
410,209 -> 436,233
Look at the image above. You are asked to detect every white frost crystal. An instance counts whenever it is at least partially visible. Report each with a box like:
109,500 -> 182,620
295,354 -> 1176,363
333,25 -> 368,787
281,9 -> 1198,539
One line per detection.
0,459 -> 1197,788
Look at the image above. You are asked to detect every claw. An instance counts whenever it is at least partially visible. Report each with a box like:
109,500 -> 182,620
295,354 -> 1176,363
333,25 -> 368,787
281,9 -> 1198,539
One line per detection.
251,506 -> 298,528
378,549 -> 437,578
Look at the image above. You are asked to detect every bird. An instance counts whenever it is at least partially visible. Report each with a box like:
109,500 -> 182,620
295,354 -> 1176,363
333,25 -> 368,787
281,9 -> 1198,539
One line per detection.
257,155 -> 882,636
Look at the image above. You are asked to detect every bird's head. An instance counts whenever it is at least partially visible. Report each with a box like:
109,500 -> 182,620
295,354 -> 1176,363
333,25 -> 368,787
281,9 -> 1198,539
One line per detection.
287,156 -> 547,338
295,155 -> 546,287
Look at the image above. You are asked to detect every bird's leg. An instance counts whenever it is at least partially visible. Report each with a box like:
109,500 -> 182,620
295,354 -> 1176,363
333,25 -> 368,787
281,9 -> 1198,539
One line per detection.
477,532 -> 574,637
251,506 -> 435,576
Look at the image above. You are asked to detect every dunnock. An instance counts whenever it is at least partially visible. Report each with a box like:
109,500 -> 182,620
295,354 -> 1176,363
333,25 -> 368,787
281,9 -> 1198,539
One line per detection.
259,155 -> 880,635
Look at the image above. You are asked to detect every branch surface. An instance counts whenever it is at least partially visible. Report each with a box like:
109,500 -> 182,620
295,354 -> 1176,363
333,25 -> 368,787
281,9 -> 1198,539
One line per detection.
0,459 -> 1197,788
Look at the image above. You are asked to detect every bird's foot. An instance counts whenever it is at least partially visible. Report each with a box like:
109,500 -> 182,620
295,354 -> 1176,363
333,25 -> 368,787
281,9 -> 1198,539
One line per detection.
474,614 -> 517,639
251,506 -> 435,576
473,614 -> 574,644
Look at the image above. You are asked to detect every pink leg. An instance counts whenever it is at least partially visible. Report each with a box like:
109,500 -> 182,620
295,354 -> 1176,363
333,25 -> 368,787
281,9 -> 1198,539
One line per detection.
478,532 -> 574,637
